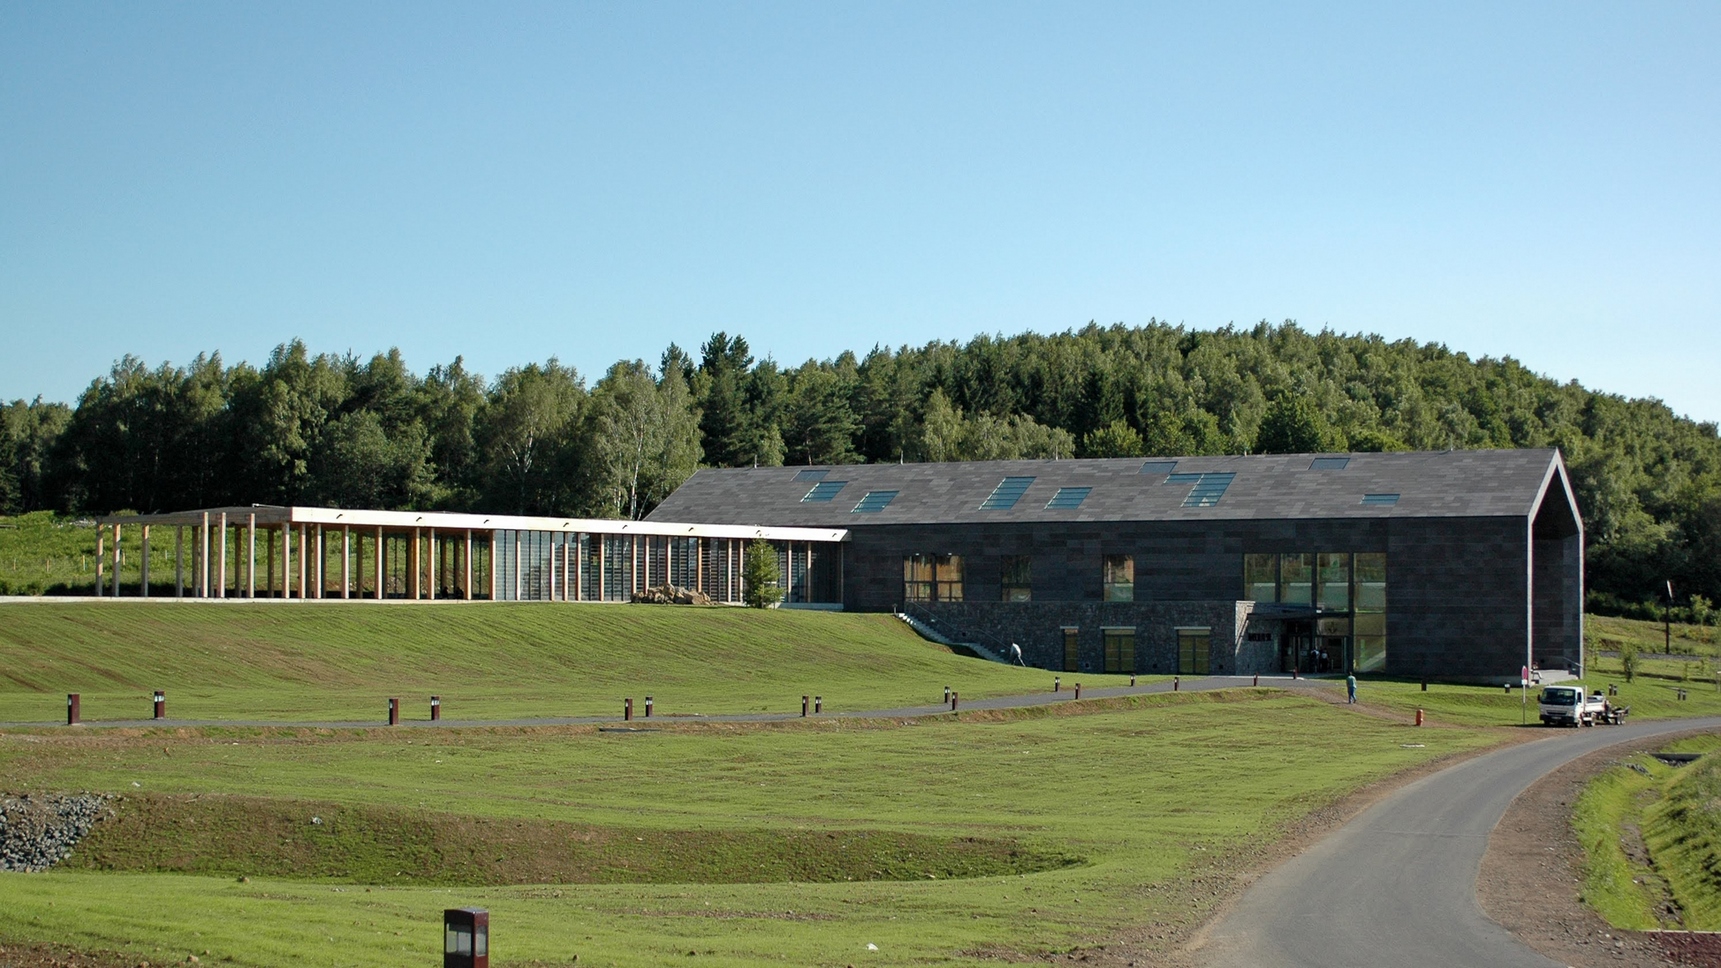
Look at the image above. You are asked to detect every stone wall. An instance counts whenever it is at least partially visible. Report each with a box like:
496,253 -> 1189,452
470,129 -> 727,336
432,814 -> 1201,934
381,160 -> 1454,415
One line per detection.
919,599 -> 1268,675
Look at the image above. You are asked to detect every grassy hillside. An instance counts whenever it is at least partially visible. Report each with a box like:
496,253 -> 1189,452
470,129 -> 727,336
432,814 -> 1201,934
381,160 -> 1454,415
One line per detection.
0,692 -> 1501,967
0,601 -> 1135,724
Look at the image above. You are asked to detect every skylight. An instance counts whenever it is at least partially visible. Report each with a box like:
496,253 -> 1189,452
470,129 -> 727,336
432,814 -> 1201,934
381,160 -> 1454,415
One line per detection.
794,469 -> 828,482
1045,486 -> 1092,510
802,481 -> 847,502
1361,493 -> 1400,506
851,490 -> 899,513
1140,460 -> 1178,475
1167,472 -> 1236,507
1310,457 -> 1350,471
980,476 -> 1035,510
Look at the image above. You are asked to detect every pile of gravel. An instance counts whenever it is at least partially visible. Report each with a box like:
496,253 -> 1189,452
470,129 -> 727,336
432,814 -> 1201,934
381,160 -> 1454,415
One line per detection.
0,794 -> 114,872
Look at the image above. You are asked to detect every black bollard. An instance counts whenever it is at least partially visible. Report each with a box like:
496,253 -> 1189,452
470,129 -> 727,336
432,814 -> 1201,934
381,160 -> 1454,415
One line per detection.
388,697 -> 399,726
153,690 -> 165,720
431,695 -> 441,721
624,697 -> 633,721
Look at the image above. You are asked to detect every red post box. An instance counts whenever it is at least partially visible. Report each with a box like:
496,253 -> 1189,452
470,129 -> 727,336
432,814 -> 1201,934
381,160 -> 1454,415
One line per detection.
443,907 -> 488,968
67,693 -> 80,726
153,691 -> 165,720
388,697 -> 399,726
431,696 -> 441,722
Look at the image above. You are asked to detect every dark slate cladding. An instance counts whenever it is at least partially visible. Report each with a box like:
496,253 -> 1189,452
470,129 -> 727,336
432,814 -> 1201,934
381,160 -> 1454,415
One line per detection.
646,448 -> 1584,683
646,450 -> 1561,527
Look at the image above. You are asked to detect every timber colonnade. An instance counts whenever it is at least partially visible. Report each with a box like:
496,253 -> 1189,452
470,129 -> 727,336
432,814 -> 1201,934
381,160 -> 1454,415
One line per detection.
93,507 -> 849,604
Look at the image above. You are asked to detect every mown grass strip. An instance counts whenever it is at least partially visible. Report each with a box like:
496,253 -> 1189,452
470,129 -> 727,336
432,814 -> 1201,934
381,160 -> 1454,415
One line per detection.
1572,756 -> 1665,930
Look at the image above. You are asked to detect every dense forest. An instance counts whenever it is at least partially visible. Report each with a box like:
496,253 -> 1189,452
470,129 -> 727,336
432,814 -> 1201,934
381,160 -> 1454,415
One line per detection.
2,322 -> 1717,614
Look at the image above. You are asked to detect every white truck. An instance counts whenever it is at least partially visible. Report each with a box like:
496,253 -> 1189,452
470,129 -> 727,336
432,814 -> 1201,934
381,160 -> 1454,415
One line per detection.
1538,684 -> 1611,727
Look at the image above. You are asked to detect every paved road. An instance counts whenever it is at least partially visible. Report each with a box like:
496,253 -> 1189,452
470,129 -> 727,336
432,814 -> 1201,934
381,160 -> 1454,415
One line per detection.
1195,715 -> 1721,968
0,674 -> 1290,730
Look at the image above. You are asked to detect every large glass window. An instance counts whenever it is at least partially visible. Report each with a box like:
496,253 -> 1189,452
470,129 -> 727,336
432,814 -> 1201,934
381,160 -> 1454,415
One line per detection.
903,555 -> 933,603
1178,628 -> 1211,675
934,554 -> 964,602
1244,553 -> 1277,602
1103,555 -> 1134,602
1103,628 -> 1136,673
1354,552 -> 1387,672
1002,555 -> 1031,602
1063,628 -> 1080,672
1318,553 -> 1351,610
1278,553 -> 1313,605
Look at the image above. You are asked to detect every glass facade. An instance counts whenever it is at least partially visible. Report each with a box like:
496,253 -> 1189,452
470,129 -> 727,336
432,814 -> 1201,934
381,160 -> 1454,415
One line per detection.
1244,551 -> 1388,673
488,531 -> 838,604
903,554 -> 934,602
1103,554 -> 1134,602
1001,555 -> 1031,602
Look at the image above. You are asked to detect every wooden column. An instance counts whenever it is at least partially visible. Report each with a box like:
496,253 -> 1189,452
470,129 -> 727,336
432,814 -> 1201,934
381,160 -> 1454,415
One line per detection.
215,512 -> 228,598
198,515 -> 210,598
140,525 -> 151,597
572,534 -> 582,602
428,528 -> 437,601
174,526 -> 184,599
342,526 -> 351,599
513,532 -> 522,601
282,523 -> 292,599
297,525 -> 307,599
375,527 -> 385,600
312,526 -> 323,599
488,532 -> 498,601
463,530 -> 473,601
95,527 -> 105,597
247,514 -> 257,598
112,523 -> 122,596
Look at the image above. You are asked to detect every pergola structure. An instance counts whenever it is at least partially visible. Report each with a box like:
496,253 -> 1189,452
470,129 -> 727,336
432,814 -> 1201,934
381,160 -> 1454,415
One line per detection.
93,506 -> 848,605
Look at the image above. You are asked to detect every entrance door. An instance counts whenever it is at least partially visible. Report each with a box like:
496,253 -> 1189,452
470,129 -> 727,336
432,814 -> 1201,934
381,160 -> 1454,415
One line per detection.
1062,628 -> 1079,672
1280,622 -> 1313,673
1178,628 -> 1211,675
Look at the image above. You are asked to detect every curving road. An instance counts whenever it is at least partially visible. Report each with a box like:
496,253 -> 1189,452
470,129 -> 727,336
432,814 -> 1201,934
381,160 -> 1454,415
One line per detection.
1194,716 -> 1721,968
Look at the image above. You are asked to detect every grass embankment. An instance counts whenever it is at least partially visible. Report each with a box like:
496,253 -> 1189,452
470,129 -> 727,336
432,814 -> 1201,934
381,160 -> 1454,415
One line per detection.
0,601 -> 1138,723
0,690 -> 1503,967
0,511 -> 107,595
1574,736 -> 1721,930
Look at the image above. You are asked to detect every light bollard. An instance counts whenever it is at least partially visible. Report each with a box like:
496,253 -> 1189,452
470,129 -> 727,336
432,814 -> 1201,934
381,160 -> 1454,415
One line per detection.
1074,682 -> 1081,700
1415,708 -> 1425,727
950,690 -> 958,711
1129,675 -> 1136,687
67,693 -> 80,726
431,696 -> 441,722
943,686 -> 951,703
645,696 -> 654,718
1173,676 -> 1180,691
801,695 -> 809,717
624,698 -> 633,722
443,907 -> 489,968
814,696 -> 822,714
388,697 -> 399,726
1054,676 -> 1061,693
153,690 -> 165,720
1252,674 -> 1259,687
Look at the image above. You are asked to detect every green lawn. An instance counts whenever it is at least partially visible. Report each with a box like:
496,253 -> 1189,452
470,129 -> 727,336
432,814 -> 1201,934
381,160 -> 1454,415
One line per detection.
0,691 -> 1501,968
0,601 -> 1140,724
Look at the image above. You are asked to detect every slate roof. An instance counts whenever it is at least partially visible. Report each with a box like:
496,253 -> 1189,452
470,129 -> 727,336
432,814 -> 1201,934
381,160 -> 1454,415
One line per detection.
645,449 -> 1571,527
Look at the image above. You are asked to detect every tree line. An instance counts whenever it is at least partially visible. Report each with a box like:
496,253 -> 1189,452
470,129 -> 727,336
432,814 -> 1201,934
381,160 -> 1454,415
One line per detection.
2,321 -> 1718,612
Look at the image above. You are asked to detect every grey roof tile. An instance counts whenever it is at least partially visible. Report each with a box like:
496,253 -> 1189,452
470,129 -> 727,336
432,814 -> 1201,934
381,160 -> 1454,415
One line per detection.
646,449 -> 1567,527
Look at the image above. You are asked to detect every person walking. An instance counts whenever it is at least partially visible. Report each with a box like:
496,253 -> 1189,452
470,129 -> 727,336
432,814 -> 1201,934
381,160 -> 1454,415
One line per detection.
1346,673 -> 1357,704
1008,641 -> 1024,666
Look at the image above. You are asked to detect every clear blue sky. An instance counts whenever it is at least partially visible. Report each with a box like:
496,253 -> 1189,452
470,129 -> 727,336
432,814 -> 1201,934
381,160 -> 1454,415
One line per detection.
3,2 -> 1717,422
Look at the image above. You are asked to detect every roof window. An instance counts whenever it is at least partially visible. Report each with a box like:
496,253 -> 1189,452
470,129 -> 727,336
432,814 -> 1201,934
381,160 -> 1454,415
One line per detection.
1045,486 -> 1092,510
1169,472 -> 1236,507
851,490 -> 899,513
1140,460 -> 1178,475
1361,493 -> 1400,506
1309,457 -> 1350,470
794,469 -> 829,482
980,476 -> 1035,510
802,481 -> 847,502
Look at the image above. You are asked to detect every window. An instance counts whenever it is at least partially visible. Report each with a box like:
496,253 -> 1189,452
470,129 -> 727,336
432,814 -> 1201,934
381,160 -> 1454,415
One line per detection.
902,555 -> 933,603
1354,552 -> 1387,672
802,480 -> 847,502
1103,554 -> 1134,602
852,490 -> 899,513
1318,553 -> 1350,610
1310,456 -> 1350,470
1063,628 -> 1080,672
980,476 -> 1035,510
1045,486 -> 1092,510
1361,493 -> 1400,505
1103,628 -> 1136,673
1279,553 -> 1313,605
934,554 -> 964,602
1244,553 -> 1278,602
1139,460 -> 1178,475
1001,555 -> 1031,602
1178,628 -> 1211,675
794,469 -> 828,482
1169,471 -> 1236,507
